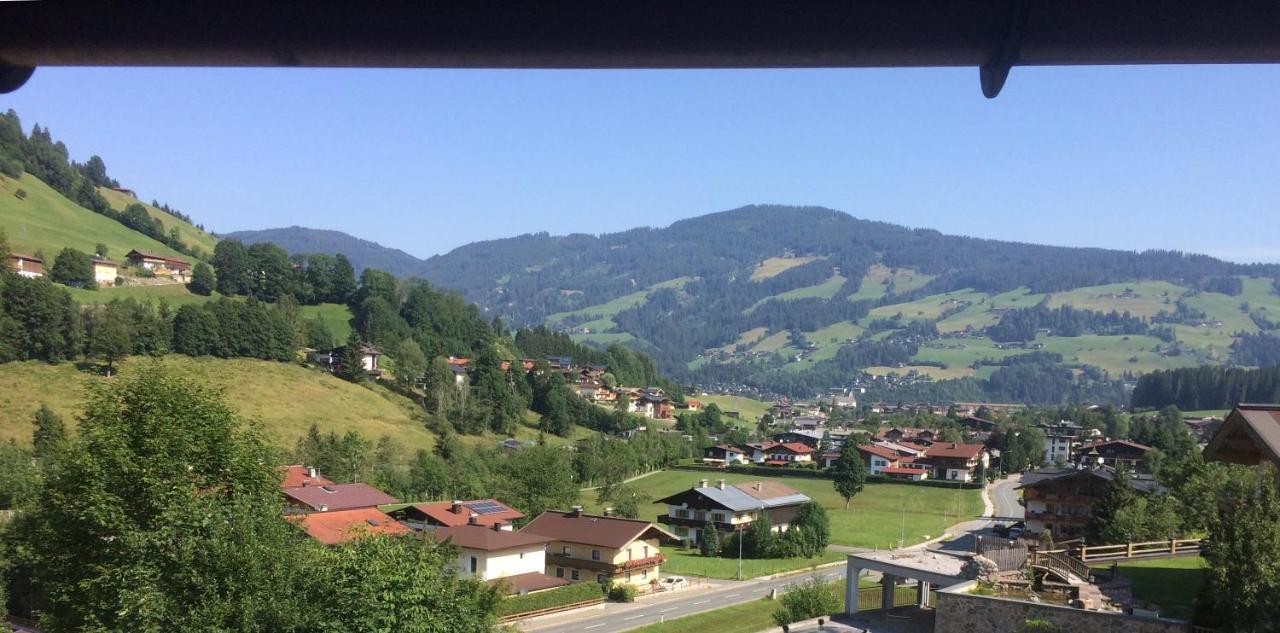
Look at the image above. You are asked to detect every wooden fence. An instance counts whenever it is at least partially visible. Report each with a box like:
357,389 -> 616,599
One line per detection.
497,598 -> 604,623
1076,538 -> 1203,563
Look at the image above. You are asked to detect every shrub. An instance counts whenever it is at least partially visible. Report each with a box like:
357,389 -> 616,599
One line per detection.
14,188 -> 27,200
497,581 -> 604,617
607,582 -> 636,603
113,276 -> 125,287
773,576 -> 840,627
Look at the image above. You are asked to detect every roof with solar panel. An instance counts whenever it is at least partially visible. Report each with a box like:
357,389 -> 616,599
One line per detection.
392,499 -> 525,527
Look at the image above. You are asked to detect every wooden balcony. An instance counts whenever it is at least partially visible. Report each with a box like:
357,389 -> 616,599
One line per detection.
659,514 -> 744,532
547,552 -> 666,574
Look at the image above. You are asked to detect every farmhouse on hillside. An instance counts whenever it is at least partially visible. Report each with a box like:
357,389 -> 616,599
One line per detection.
92,256 -> 118,286
10,253 -> 43,278
655,478 -> 811,545
125,249 -> 191,279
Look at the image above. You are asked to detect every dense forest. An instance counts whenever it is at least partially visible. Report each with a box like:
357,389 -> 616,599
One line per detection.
1131,365 -> 1280,411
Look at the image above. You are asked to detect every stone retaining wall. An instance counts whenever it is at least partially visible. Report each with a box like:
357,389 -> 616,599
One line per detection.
935,581 -> 1189,633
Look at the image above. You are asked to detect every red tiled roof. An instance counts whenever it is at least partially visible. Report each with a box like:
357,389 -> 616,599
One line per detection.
282,483 -> 399,512
521,510 -> 675,549
857,444 -> 901,460
897,442 -> 929,452
712,444 -> 746,455
287,507 -> 410,545
774,442 -> 814,454
923,443 -> 985,459
278,464 -> 334,489
407,499 -> 524,527
882,466 -> 926,476
490,571 -> 572,594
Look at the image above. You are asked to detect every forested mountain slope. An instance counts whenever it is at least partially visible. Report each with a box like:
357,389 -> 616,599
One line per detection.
225,226 -> 429,276
411,205 -> 1280,403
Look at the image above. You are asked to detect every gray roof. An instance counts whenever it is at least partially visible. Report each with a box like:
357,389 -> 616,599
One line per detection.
682,484 -> 811,512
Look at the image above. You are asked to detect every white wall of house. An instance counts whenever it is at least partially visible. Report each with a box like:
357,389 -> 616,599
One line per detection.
456,544 -> 546,581
94,265 -> 117,285
1043,435 -> 1073,464
869,456 -> 891,475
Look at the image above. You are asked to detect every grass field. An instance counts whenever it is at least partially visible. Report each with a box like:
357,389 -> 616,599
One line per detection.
66,282 -> 220,307
864,365 -> 980,380
864,289 -> 989,324
760,274 -> 847,305
299,302 -> 354,342
1092,556 -> 1206,620
696,394 -> 773,423
628,578 -> 883,633
0,356 -> 436,457
750,256 -> 824,281
97,186 -> 219,257
1034,334 -> 1200,375
748,330 -> 792,354
1045,281 -> 1187,319
848,265 -> 934,302
0,173 -> 186,260
582,470 -> 982,550
548,277 -> 691,332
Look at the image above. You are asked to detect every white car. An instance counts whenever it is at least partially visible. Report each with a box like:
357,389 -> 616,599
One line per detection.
658,576 -> 687,591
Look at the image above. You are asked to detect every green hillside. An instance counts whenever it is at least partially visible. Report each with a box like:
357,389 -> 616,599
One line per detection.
0,356 -> 436,454
0,172 -> 186,260
98,186 -> 219,256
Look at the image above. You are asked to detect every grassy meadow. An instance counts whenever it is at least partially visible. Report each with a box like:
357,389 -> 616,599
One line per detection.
97,186 -> 220,256
1092,556 -> 1206,620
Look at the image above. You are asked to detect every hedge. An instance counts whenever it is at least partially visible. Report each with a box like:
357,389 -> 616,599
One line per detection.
497,581 -> 604,617
670,463 -> 982,490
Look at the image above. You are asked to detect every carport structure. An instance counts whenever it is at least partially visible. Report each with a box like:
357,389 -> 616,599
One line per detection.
844,550 -> 969,615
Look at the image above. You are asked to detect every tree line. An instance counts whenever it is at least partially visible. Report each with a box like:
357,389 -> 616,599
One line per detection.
1131,365 -> 1280,411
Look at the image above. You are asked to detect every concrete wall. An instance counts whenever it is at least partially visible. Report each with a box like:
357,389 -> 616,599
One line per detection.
935,581 -> 1190,633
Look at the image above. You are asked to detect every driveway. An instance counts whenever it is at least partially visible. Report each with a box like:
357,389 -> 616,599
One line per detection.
990,474 -> 1024,521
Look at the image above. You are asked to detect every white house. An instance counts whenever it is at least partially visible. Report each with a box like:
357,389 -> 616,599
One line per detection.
432,523 -> 570,595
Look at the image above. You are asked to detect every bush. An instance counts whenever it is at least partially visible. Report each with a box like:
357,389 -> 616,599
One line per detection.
497,581 -> 604,617
607,582 -> 637,603
14,188 -> 27,200
772,576 -> 840,627
0,157 -> 21,178
114,276 -> 125,287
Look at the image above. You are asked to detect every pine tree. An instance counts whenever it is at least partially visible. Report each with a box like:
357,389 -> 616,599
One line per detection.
699,520 -> 720,557
337,331 -> 366,382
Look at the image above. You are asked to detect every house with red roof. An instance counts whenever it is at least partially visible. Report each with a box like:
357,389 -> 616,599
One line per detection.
746,441 -> 813,466
1075,439 -> 1153,471
278,464 -> 334,489
920,442 -> 989,482
389,499 -> 524,531
702,444 -> 749,466
520,507 -> 675,587
287,507 -> 410,545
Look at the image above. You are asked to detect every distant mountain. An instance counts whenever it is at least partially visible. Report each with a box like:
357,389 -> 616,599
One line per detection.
224,226 -> 429,276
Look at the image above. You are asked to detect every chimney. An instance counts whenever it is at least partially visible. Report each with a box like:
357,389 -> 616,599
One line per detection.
491,521 -> 505,531
754,483 -> 762,492
468,515 -> 480,526
699,478 -> 709,489
569,505 -> 584,517
318,504 -> 329,512
603,507 -> 614,517
307,466 -> 318,478
717,479 -> 726,490
452,500 -> 465,514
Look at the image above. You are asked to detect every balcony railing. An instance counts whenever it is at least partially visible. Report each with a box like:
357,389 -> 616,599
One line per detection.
546,552 -> 667,574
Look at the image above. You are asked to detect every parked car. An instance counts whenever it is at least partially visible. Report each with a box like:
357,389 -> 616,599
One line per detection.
658,576 -> 687,591
994,520 -> 1025,537
1007,527 -> 1024,540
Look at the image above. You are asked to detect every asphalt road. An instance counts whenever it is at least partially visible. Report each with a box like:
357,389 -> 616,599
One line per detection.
520,567 -> 854,633
991,474 -> 1024,520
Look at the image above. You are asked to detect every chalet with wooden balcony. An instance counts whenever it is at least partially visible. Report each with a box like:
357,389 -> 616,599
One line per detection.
520,507 -> 675,587
919,442 -> 989,482
654,478 -> 811,546
1203,404 -> 1280,468
1075,439 -> 1153,472
1018,466 -> 1165,540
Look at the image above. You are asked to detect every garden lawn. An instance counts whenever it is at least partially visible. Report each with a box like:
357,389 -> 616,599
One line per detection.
661,548 -> 843,580
693,395 -> 773,425
582,470 -> 982,550
1092,556 -> 1206,621
627,580 -> 851,633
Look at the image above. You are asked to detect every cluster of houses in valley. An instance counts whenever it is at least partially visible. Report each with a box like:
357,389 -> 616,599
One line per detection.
8,248 -> 191,287
278,464 -> 825,595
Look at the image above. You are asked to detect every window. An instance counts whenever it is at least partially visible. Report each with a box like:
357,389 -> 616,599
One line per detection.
628,548 -> 633,561
469,556 -> 478,574
571,569 -> 580,581
643,545 -> 650,557
641,568 -> 648,580
675,509 -> 688,519
597,574 -> 607,584
591,549 -> 601,561
555,567 -> 564,578
519,552 -> 525,559
626,572 -> 632,582
712,512 -> 725,523
562,545 -> 571,556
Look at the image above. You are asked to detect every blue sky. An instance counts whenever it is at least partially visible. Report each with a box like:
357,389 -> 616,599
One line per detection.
4,65 -> 1279,262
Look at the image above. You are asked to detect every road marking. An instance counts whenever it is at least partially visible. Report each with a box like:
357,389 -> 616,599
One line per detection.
692,600 -> 709,605
623,614 -> 647,621
660,607 -> 678,613
725,593 -> 740,598
584,625 -> 606,630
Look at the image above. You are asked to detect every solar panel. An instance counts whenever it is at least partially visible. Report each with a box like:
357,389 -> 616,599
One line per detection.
464,501 -> 507,515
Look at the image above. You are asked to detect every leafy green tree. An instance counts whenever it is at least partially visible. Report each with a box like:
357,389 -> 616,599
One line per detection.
49,247 -> 95,288
0,439 -> 39,509
329,254 -> 358,304
90,312 -> 131,375
350,267 -> 398,311
8,367 -> 323,631
171,303 -> 224,356
787,502 -> 830,557
31,403 -> 66,461
395,339 -> 427,390
188,261 -> 216,295
302,317 -> 334,350
212,239 -> 253,295
408,449 -> 451,500
422,356 -> 456,414
500,445 -> 579,517
93,243 -> 108,258
699,520 -> 720,557
1196,464 -> 1280,630
831,442 -> 865,509
1086,466 -> 1136,544
318,533 -> 500,633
